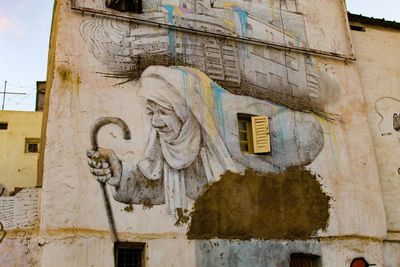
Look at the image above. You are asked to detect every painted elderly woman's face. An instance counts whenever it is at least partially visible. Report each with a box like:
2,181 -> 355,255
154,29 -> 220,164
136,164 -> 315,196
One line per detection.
146,100 -> 183,143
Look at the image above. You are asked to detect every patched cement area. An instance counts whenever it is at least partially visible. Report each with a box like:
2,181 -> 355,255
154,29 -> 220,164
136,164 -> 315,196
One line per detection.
188,168 -> 330,240
195,239 -> 322,267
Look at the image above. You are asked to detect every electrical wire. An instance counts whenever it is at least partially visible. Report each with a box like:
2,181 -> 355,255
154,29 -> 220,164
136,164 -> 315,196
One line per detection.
3,87 -> 36,107
4,82 -> 36,89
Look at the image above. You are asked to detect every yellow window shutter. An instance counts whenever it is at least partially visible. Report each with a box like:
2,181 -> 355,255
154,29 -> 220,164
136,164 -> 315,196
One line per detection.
251,116 -> 271,154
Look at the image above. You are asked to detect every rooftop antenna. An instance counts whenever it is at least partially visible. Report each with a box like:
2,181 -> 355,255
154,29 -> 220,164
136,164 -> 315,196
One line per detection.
1,81 -> 27,110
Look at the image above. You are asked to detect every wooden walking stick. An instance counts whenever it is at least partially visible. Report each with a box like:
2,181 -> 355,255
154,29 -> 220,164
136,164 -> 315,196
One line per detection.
90,117 -> 131,242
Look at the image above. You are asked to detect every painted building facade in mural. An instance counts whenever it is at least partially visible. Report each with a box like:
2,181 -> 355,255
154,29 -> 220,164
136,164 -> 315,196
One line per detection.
79,0 -> 335,112
1,0 -> 399,266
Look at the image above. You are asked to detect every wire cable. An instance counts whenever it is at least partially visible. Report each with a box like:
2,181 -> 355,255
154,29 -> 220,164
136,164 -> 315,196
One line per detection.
5,82 -> 36,89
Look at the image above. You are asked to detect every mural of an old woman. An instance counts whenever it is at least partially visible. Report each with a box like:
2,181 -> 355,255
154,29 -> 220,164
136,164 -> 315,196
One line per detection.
88,66 -> 324,217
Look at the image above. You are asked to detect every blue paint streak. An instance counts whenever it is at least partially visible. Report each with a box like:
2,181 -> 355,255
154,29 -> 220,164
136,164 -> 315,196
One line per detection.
172,68 -> 229,156
233,7 -> 248,37
295,36 -> 302,48
278,106 -> 287,165
233,7 -> 249,57
212,82 -> 226,143
174,67 -> 190,115
307,55 -> 314,65
163,5 -> 176,57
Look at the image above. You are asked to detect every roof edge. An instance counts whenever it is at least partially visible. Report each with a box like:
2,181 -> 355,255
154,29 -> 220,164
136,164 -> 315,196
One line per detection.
348,12 -> 400,30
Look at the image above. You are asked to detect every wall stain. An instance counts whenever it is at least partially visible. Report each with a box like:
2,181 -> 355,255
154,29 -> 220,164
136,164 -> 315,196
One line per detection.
57,65 -> 73,84
123,204 -> 134,213
175,208 -> 190,226
187,167 -> 330,240
57,65 -> 81,93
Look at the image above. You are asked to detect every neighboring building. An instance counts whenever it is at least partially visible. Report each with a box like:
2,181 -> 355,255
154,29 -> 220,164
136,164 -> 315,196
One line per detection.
0,1 -> 399,267
35,81 -> 46,112
349,13 -> 400,265
0,111 -> 42,193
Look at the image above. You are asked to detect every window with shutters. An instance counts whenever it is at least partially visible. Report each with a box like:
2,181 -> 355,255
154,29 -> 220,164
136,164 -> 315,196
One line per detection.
238,114 -> 271,154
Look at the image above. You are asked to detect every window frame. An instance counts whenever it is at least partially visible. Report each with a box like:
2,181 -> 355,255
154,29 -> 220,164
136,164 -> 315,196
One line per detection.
107,0 -> 143,14
25,138 -> 40,154
114,242 -> 145,267
238,114 -> 254,154
350,25 -> 366,32
0,122 -> 8,130
290,253 -> 321,267
237,113 -> 271,154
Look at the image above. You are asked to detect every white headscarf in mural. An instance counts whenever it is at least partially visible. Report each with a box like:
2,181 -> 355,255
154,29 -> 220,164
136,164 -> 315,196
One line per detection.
137,66 -> 239,214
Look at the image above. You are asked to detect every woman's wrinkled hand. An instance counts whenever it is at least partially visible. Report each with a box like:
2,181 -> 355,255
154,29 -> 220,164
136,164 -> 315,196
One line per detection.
87,148 -> 122,186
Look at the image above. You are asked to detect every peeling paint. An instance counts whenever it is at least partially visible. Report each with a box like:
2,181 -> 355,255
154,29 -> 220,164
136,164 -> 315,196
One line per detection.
212,82 -> 226,143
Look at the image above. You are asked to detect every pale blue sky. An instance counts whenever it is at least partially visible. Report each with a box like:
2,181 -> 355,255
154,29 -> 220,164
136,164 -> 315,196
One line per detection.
0,1 -> 53,111
0,1 -> 399,111
347,0 -> 400,22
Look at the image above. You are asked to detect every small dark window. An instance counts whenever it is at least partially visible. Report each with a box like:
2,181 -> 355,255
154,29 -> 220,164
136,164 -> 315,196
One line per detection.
107,0 -> 143,13
25,138 -> 40,153
393,113 -> 400,131
115,242 -> 145,267
350,25 -> 366,32
0,122 -> 8,130
290,253 -> 321,267
27,143 -> 39,153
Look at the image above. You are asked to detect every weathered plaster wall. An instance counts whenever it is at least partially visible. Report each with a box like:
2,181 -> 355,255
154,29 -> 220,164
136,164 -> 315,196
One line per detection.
351,24 -> 400,233
0,237 -> 42,267
0,188 -> 42,267
37,0 -> 60,187
36,0 -> 387,266
37,237 -> 387,267
384,242 -> 400,267
350,24 -> 400,266
0,111 -> 42,192
299,0 -> 353,57
195,239 -> 385,267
